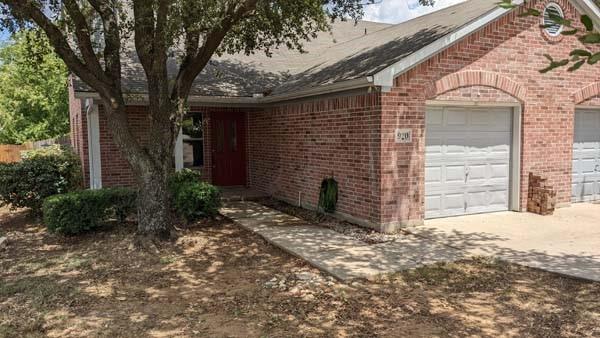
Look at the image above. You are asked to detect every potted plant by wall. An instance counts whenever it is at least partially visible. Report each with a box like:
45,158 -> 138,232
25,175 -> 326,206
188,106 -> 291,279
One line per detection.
318,177 -> 338,214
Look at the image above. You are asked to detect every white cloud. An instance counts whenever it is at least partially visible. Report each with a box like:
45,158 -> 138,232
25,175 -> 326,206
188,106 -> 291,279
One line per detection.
362,0 -> 467,24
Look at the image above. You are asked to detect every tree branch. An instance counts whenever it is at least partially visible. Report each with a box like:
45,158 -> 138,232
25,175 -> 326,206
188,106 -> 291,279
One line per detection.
87,0 -> 123,89
171,0 -> 259,102
132,0 -> 156,77
62,0 -> 107,82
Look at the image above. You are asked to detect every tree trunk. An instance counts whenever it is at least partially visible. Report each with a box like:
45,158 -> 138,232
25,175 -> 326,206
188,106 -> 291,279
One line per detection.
136,164 -> 173,240
101,97 -> 178,243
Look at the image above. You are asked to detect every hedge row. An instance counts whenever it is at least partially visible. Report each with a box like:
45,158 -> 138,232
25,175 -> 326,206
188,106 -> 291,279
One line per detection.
0,146 -> 81,214
42,169 -> 221,235
43,188 -> 136,235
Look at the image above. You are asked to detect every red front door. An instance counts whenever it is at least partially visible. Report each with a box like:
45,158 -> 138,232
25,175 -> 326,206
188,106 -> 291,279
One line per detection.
211,112 -> 247,186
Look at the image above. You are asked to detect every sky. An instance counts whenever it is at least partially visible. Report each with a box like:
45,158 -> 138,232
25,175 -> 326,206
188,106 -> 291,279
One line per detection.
362,0 -> 467,24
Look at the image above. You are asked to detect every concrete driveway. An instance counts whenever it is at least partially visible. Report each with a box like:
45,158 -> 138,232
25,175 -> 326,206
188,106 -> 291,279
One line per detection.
410,203 -> 600,282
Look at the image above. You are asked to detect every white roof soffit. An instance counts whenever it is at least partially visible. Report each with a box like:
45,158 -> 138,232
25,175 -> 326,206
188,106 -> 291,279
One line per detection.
372,0 -> 524,88
74,76 -> 375,105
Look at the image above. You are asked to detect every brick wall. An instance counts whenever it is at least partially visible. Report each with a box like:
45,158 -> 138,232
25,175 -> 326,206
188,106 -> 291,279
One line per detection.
247,92 -> 384,226
97,105 -> 148,187
68,78 -> 89,187
434,85 -> 519,103
379,0 -> 597,226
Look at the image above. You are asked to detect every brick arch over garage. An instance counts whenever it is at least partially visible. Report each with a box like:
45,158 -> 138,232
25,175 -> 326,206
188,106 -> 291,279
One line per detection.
572,82 -> 600,104
425,71 -> 527,102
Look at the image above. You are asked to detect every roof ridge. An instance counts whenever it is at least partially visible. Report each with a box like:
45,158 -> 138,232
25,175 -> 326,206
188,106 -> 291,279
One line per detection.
318,0 -> 471,53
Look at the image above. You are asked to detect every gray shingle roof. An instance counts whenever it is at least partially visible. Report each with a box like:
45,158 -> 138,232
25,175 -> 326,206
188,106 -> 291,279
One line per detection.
73,0 -> 499,98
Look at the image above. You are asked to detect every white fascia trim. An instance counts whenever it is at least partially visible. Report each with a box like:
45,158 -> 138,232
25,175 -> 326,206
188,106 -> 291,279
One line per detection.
572,0 -> 600,28
85,99 -> 103,189
73,77 -> 374,106
261,77 -> 374,103
372,2 -> 522,87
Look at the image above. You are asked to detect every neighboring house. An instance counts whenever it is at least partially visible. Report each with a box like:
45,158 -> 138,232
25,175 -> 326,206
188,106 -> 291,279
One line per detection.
69,0 -> 600,232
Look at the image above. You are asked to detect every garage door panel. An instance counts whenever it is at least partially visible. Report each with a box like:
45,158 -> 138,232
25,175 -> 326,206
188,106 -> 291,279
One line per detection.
425,108 -> 443,126
446,165 -> 466,183
425,195 -> 442,214
491,164 -> 510,178
573,109 -> 600,202
446,109 -> 468,125
468,165 -> 486,181
580,159 -> 598,174
425,106 -> 512,219
425,166 -> 442,183
489,189 -> 509,205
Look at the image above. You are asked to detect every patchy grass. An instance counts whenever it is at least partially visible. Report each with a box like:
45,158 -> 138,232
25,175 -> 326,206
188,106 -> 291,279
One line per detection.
1,206 -> 600,337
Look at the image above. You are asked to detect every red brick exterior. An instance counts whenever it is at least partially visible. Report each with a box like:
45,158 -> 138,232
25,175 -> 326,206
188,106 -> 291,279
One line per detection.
378,0 -> 600,227
69,0 -> 600,231
248,92 -> 383,226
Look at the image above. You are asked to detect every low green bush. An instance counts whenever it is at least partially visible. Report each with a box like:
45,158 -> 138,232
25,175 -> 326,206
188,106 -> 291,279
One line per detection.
168,168 -> 203,191
0,145 -> 81,214
168,169 -> 221,222
43,188 -> 136,235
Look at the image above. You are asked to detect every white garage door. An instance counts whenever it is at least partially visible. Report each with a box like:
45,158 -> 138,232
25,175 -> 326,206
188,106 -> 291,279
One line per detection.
572,109 -> 600,202
425,106 -> 512,219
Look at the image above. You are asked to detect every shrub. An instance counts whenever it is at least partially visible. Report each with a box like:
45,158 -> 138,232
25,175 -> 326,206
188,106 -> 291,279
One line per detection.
318,177 -> 338,214
43,188 -> 136,235
168,169 -> 221,222
0,145 -> 81,214
168,168 -> 203,191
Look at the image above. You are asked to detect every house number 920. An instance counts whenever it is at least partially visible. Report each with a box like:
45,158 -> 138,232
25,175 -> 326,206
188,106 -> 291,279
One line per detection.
395,128 -> 412,144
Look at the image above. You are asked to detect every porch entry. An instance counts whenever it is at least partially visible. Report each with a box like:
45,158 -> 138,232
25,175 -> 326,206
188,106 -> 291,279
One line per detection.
211,111 -> 247,186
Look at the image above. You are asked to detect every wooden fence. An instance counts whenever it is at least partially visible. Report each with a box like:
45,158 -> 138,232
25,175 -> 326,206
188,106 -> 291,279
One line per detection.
30,135 -> 71,149
0,135 -> 71,163
0,144 -> 32,163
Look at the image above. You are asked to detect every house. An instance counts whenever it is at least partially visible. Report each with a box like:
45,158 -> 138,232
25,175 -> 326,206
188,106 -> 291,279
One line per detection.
69,0 -> 600,232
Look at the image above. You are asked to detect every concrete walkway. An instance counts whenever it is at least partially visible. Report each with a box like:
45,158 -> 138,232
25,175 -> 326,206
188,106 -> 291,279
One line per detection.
412,203 -> 600,282
221,201 -> 467,280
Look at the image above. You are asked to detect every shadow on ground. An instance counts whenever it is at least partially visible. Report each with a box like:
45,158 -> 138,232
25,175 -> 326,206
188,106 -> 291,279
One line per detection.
1,207 -> 600,337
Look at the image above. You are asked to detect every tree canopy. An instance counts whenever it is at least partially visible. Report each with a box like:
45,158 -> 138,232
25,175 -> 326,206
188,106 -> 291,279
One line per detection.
0,29 -> 68,144
0,0 -> 395,239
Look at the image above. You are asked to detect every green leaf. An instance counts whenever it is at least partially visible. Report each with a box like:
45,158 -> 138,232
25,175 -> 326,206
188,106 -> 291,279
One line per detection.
588,52 -> 600,64
519,8 -> 541,17
561,29 -> 578,36
540,58 -> 569,73
568,59 -> 585,72
539,65 -> 554,74
570,49 -> 592,57
581,15 -> 594,32
548,13 -> 572,27
497,1 -> 516,9
579,33 -> 600,44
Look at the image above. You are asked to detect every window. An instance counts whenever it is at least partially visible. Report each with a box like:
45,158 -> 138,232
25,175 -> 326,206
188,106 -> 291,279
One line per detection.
543,3 -> 564,37
182,115 -> 204,168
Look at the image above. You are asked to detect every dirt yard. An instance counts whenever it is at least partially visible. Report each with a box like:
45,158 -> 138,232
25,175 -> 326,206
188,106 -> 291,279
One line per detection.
1,207 -> 599,338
